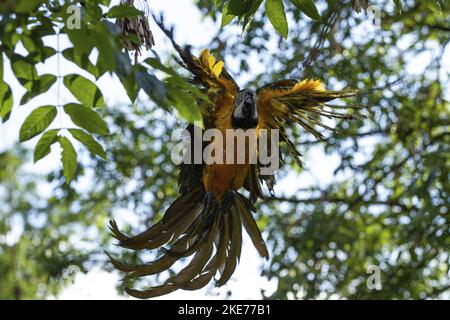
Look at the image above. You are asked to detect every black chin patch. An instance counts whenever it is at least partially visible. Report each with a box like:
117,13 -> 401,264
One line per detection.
232,116 -> 259,129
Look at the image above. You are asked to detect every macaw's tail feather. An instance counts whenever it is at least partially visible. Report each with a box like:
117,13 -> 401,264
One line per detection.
107,188 -> 268,299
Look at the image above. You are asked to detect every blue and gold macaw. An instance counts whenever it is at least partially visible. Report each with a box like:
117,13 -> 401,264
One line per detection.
108,15 -> 362,299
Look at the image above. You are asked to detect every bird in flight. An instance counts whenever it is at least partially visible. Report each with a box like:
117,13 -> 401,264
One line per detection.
107,15 -> 363,299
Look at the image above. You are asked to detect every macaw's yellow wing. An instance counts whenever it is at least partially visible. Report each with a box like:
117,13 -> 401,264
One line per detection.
256,78 -> 363,167
154,15 -> 239,127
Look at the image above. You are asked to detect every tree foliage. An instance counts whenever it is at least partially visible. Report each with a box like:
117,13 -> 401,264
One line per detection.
0,0 -> 205,183
0,149 -> 90,299
194,0 -> 449,299
0,0 -> 449,299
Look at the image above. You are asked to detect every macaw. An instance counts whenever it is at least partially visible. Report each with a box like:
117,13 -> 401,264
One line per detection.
107,15 -> 362,299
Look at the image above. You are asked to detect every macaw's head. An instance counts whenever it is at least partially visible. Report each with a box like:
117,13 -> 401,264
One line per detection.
232,89 -> 258,129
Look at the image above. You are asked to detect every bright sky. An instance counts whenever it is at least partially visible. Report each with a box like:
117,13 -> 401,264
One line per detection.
1,0 -> 448,300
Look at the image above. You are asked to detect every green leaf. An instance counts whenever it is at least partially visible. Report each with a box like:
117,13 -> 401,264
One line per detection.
214,0 -> 226,7
166,79 -> 203,125
290,0 -> 322,21
64,103 -> 110,135
16,0 -> 43,13
221,3 -> 237,27
172,93 -> 203,124
93,22 -> 117,74
266,0 -> 289,38
107,4 -> 144,18
19,105 -> 57,142
11,55 -> 56,103
59,136 -> 78,183
41,46 -> 57,61
69,129 -> 107,160
30,16 -> 55,38
228,0 -> 252,16
103,20 -> 122,36
393,0 -> 403,13
84,2 -> 103,21
120,72 -> 139,103
0,82 -> 13,121
20,74 -> 57,105
136,71 -> 167,104
20,35 -> 56,63
242,0 -> 264,30
34,129 -> 59,163
63,74 -> 104,108
62,48 -> 100,78
144,58 -> 178,76
115,51 -> 133,78
21,34 -> 41,55
11,55 -> 38,86
65,28 -> 94,58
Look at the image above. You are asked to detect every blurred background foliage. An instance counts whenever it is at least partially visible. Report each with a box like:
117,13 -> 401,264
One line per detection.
0,0 -> 449,299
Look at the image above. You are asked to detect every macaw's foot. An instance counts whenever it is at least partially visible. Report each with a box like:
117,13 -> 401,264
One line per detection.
221,190 -> 237,212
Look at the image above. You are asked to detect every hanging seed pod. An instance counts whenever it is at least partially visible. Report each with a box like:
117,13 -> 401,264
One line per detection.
115,0 -> 155,62
352,0 -> 369,13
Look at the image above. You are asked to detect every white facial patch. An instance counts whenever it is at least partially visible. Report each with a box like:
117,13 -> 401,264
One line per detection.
233,102 -> 245,118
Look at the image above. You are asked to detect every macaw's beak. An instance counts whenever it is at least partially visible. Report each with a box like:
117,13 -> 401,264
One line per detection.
243,101 -> 254,118
243,93 -> 256,117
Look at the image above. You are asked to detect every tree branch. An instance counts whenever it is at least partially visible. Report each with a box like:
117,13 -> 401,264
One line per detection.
298,129 -> 387,146
427,24 -> 450,32
267,195 -> 418,211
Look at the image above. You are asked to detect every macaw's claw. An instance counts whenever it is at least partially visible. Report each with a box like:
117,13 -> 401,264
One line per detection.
220,190 -> 237,213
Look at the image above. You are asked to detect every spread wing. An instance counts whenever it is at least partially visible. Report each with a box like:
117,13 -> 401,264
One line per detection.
154,14 -> 239,128
154,15 -> 240,194
243,79 -> 362,200
257,79 -> 361,165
